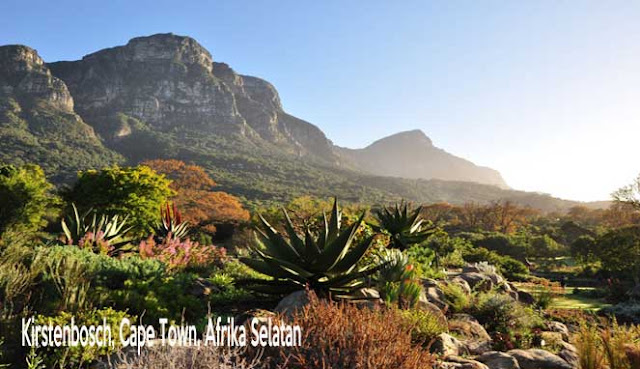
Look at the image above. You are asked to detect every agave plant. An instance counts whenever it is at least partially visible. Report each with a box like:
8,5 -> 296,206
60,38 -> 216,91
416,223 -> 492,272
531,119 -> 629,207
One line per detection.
240,199 -> 383,298
61,204 -> 134,256
154,203 -> 190,240
374,201 -> 435,250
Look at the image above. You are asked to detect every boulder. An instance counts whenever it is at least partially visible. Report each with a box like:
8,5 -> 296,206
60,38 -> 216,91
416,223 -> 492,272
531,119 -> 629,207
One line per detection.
274,290 -> 309,317
447,314 -> 492,355
444,355 -> 490,369
422,283 -> 449,310
463,265 -> 482,273
546,321 -> 570,341
557,341 -> 579,368
418,296 -> 449,325
507,349 -> 573,369
450,277 -> 473,295
516,290 -> 536,305
458,272 -> 493,292
449,314 -> 492,342
466,340 -> 494,355
350,288 -> 383,310
485,272 -> 504,286
432,333 -> 468,357
476,351 -> 521,369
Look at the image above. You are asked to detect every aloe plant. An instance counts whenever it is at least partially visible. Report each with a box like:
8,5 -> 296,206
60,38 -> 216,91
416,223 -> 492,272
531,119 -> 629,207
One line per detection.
61,204 -> 134,256
154,203 -> 190,240
375,201 -> 434,250
240,199 -> 382,298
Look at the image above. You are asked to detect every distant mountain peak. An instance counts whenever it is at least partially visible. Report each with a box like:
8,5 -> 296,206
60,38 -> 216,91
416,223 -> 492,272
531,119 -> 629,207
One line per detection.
338,129 -> 508,189
369,129 -> 433,148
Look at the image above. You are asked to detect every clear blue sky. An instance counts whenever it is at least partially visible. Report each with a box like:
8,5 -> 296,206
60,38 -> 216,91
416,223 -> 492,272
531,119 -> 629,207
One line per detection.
2,0 -> 640,202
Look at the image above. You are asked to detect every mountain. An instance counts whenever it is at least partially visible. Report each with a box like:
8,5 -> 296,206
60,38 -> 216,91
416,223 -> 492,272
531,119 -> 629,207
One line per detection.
0,45 -> 122,182
0,33 -> 594,211
47,34 -> 336,163
337,130 -> 508,188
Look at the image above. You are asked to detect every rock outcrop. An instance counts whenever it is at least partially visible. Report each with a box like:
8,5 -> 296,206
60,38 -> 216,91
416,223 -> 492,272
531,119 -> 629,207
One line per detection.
0,45 -> 121,181
48,33 -> 336,161
507,349 -> 573,369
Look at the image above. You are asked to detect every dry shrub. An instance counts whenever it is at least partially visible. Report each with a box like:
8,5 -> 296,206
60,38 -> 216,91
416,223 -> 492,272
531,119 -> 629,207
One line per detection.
575,321 -> 640,369
624,344 -> 640,368
262,291 -> 436,369
104,345 -> 262,369
601,321 -> 636,369
575,323 -> 605,369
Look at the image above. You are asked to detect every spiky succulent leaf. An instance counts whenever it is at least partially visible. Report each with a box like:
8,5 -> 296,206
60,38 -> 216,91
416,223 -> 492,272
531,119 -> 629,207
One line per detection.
240,198 -> 381,298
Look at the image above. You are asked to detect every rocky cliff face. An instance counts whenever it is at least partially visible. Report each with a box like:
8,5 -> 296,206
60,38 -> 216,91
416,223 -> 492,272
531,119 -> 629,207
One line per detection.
48,33 -> 336,161
0,45 -> 121,181
337,130 -> 509,188
0,45 -> 75,113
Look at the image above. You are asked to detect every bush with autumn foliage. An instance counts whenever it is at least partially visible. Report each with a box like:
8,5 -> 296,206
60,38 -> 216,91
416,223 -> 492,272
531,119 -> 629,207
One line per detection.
256,290 -> 436,369
143,159 -> 250,237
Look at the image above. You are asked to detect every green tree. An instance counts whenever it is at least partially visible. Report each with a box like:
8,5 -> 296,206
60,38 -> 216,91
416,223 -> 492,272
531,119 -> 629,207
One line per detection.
613,174 -> 640,209
596,226 -> 640,285
65,166 -> 174,234
529,234 -> 565,258
570,235 -> 597,265
0,163 -> 55,235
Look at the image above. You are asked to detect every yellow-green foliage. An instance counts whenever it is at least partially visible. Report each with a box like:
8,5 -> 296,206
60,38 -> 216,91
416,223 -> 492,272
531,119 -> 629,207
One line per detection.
0,164 -> 56,236
439,282 -> 471,313
64,165 -> 175,234
398,308 -> 447,346
35,308 -> 133,369
575,320 -> 640,369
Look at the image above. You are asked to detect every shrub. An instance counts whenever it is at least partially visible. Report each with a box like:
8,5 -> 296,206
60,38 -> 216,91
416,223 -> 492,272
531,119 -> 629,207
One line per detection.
533,287 -> 554,309
574,320 -> 640,369
64,165 -> 174,234
439,282 -> 471,314
155,203 -> 190,240
473,233 -> 527,260
406,244 -> 445,279
602,302 -> 640,325
139,236 -> 226,272
35,308 -> 133,368
261,291 -> 435,368
107,346 -> 262,369
470,292 -> 542,335
498,256 -> 530,279
0,164 -> 55,236
529,235 -> 566,258
142,159 -> 250,236
398,308 -> 447,345
462,247 -> 529,280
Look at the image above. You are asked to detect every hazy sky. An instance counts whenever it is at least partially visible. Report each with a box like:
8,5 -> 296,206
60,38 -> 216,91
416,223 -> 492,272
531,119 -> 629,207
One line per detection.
2,0 -> 639,202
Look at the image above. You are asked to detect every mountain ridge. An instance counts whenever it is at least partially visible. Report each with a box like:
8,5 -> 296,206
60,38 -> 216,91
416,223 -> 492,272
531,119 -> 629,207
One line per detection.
0,33 -> 599,211
336,129 -> 508,189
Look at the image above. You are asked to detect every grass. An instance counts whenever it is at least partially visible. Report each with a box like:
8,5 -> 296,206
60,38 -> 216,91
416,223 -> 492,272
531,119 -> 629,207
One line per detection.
550,293 -> 610,311
515,283 -> 610,311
